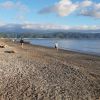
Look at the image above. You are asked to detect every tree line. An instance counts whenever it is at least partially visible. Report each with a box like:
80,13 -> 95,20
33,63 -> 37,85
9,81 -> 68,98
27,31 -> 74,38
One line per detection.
0,32 -> 100,39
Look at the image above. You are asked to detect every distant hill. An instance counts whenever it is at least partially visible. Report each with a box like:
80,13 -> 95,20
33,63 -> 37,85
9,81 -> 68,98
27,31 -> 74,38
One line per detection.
0,32 -> 100,39
0,23 -> 100,39
0,23 -> 100,34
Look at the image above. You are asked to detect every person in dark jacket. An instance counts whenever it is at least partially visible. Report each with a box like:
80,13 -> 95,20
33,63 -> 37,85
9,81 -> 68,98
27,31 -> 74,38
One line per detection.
20,38 -> 24,48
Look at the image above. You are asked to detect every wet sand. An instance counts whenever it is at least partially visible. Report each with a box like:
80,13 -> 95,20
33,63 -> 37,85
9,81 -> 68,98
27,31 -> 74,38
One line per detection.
0,39 -> 100,100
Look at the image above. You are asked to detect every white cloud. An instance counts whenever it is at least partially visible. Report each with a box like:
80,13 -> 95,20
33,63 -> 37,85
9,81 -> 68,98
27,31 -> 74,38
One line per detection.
0,1 -> 30,23
0,23 -> 99,31
72,25 -> 100,30
56,0 -> 78,16
19,23 -> 100,31
0,1 -> 29,12
80,2 -> 100,18
79,0 -> 93,7
22,23 -> 70,30
39,0 -> 100,19
80,9 -> 100,18
0,1 -> 14,9
39,0 -> 78,16
76,1 -> 100,18
15,2 -> 29,12
94,3 -> 100,10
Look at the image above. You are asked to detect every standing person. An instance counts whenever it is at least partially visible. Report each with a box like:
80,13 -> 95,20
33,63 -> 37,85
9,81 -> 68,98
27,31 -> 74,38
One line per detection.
55,42 -> 58,51
20,38 -> 24,48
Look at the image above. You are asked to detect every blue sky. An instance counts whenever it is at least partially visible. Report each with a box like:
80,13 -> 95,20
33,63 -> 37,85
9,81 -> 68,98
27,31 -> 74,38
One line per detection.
0,0 -> 100,30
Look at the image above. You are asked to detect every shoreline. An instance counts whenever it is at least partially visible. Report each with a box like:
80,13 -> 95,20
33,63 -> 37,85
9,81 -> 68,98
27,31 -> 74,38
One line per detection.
12,37 -> 100,57
18,38 -> 100,57
21,40 -> 100,58
0,38 -> 100,99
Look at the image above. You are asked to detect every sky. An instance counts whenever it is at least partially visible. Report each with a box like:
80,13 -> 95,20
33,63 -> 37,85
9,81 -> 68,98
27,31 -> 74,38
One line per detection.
0,0 -> 100,30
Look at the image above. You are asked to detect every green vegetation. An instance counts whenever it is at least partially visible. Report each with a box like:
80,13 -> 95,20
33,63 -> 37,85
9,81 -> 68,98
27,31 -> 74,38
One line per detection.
0,32 -> 100,39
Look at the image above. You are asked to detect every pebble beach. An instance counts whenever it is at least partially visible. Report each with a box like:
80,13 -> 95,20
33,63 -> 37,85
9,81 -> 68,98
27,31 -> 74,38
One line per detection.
0,39 -> 100,100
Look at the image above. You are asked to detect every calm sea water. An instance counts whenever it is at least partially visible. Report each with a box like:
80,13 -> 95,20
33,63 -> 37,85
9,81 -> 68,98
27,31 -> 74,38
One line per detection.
25,38 -> 100,55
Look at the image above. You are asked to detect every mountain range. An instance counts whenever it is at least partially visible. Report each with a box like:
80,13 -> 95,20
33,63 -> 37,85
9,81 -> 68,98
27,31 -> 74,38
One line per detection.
0,23 -> 100,34
0,23 -> 100,39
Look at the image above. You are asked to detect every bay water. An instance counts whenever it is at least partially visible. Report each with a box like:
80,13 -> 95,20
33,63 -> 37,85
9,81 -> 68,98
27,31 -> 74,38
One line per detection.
25,38 -> 100,55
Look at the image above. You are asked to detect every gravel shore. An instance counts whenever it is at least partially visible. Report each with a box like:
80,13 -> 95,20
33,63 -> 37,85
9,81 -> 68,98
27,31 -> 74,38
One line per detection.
0,39 -> 100,100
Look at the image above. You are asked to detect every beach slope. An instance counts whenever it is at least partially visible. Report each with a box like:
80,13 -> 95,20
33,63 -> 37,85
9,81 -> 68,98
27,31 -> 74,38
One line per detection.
0,39 -> 100,100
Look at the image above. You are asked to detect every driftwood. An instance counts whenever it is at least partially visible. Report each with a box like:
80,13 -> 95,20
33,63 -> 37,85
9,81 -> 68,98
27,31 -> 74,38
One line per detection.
4,50 -> 15,53
0,45 -> 5,48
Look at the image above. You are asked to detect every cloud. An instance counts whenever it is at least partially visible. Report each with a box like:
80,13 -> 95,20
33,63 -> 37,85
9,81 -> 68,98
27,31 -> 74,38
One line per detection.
79,0 -> 93,7
15,2 -> 29,12
0,1 -> 29,12
80,9 -> 100,18
39,0 -> 78,16
94,3 -> 100,10
80,2 -> 100,18
0,23 -> 99,32
0,1 -> 14,9
6,23 -> 100,31
39,0 -> 100,19
72,25 -> 100,30
56,0 -> 78,16
0,1 -> 30,23
22,23 -> 70,30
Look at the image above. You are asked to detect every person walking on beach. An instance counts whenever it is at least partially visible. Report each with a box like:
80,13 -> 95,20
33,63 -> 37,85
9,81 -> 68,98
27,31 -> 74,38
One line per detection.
20,38 -> 24,48
55,42 -> 58,51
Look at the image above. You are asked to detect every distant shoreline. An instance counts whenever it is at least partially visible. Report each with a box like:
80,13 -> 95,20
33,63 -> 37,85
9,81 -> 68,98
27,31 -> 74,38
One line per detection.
14,38 -> 100,57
